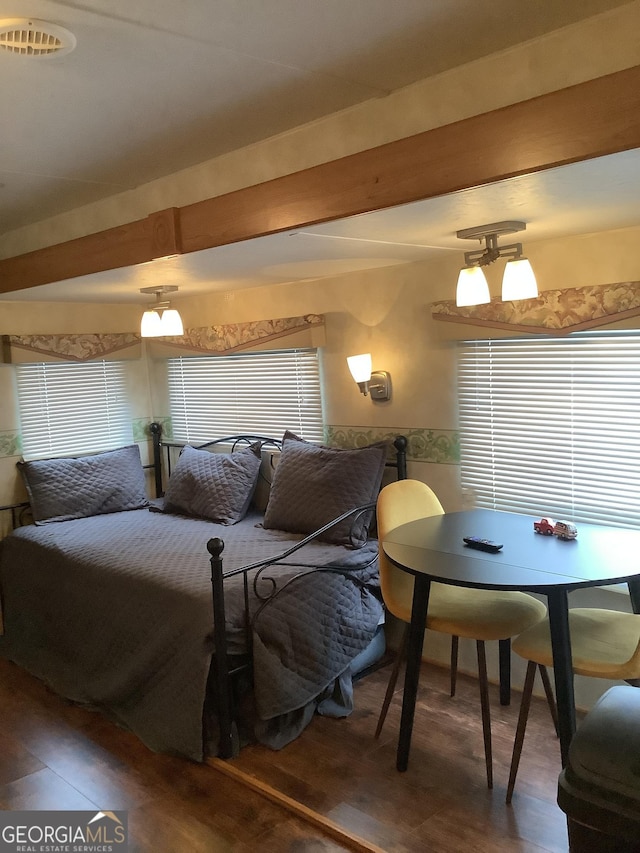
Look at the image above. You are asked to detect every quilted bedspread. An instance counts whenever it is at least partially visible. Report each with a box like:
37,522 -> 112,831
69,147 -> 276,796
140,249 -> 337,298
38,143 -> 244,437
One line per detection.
0,508 -> 382,761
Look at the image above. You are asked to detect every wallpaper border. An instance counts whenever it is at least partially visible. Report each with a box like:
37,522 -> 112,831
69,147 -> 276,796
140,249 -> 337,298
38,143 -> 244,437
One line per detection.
0,431 -> 21,459
326,426 -> 460,464
143,421 -> 459,464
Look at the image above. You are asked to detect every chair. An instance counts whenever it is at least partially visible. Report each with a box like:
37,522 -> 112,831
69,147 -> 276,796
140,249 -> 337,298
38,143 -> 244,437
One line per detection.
506,607 -> 640,804
375,479 -> 547,788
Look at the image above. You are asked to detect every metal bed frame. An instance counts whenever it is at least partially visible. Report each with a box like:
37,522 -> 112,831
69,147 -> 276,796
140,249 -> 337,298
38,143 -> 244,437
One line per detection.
1,425 -> 408,759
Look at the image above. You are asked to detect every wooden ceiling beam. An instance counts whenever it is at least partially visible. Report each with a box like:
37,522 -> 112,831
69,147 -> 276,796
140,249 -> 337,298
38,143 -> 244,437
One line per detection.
180,64 -> 640,254
1,63 -> 640,296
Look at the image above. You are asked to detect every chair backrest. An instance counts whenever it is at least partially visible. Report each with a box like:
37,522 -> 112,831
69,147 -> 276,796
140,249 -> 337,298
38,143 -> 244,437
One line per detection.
376,479 -> 444,622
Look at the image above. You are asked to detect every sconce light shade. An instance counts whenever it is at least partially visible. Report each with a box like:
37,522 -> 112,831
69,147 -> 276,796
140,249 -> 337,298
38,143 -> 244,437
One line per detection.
456,266 -> 491,307
502,257 -> 538,301
347,353 -> 372,385
346,353 -> 391,401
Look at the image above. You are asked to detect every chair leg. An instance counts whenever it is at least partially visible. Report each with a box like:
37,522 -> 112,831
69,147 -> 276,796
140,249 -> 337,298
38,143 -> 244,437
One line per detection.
375,624 -> 408,739
506,659 -> 537,804
450,635 -> 459,696
499,638 -> 511,705
538,664 -> 559,737
476,639 -> 493,789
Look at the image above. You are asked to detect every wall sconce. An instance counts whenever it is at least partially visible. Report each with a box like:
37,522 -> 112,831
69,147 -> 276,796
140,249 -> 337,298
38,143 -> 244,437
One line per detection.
139,285 -> 184,337
455,221 -> 538,307
347,353 -> 391,401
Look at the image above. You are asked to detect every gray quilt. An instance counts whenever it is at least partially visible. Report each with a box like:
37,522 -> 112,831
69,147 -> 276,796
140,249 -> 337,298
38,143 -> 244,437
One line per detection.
0,508 -> 382,761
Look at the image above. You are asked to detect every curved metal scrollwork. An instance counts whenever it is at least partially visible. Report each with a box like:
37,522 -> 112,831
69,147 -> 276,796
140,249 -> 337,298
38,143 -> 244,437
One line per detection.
250,502 -> 377,602
0,500 -> 31,531
250,558 -> 379,628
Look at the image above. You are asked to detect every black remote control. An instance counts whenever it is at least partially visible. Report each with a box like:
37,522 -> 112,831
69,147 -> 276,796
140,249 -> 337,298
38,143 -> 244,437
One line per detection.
463,537 -> 503,553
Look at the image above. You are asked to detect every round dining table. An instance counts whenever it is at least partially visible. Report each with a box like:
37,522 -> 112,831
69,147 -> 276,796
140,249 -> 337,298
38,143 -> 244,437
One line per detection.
382,508 -> 640,772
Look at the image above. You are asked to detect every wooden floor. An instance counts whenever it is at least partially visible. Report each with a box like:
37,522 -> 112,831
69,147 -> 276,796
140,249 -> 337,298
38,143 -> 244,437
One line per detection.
0,655 -> 573,852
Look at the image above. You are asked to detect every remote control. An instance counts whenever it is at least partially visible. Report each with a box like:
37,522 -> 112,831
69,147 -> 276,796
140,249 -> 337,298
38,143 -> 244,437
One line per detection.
463,537 -> 503,553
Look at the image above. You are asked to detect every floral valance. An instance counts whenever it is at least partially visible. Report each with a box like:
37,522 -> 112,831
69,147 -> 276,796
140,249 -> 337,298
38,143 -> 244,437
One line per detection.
431,281 -> 640,335
146,314 -> 325,357
2,333 -> 141,363
2,314 -> 326,363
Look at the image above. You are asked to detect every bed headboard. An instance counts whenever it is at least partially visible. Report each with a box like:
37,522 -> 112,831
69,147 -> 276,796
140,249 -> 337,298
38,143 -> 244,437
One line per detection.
149,422 -> 407,500
0,428 -> 406,535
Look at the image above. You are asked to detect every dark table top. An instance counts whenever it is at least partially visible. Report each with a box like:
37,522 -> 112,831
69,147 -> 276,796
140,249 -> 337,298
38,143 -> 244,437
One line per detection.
382,509 -> 640,593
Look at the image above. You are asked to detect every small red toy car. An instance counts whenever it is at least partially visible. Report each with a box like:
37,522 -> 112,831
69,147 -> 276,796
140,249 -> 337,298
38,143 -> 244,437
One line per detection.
534,518 -> 555,535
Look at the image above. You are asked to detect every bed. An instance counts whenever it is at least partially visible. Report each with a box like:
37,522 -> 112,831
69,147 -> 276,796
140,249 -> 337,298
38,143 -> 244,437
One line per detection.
0,426 -> 407,762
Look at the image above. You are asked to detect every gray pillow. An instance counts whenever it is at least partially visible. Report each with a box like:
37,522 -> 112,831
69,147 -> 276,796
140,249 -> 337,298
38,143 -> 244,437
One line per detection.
263,431 -> 388,547
163,444 -> 262,524
18,444 -> 149,525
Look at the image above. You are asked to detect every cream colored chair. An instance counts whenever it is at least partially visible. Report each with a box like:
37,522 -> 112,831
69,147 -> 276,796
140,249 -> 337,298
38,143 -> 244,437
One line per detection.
375,479 -> 547,788
506,607 -> 640,803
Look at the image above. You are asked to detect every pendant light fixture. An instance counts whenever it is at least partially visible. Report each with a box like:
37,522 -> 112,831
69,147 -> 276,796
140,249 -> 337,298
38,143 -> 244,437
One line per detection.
139,286 -> 184,337
455,221 -> 538,306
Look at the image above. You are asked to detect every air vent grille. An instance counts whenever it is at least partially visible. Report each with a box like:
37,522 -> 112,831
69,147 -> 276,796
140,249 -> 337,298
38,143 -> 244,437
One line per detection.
0,18 -> 76,57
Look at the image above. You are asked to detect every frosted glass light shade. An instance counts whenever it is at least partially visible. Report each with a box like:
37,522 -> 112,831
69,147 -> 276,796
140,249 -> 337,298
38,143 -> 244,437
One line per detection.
159,309 -> 184,336
347,353 -> 372,383
140,309 -> 163,337
502,258 -> 538,301
140,307 -> 184,337
456,266 -> 490,307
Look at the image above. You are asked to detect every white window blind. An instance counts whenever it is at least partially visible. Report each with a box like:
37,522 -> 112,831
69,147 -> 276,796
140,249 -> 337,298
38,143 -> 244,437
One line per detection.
458,331 -> 640,529
16,360 -> 132,460
167,349 -> 324,443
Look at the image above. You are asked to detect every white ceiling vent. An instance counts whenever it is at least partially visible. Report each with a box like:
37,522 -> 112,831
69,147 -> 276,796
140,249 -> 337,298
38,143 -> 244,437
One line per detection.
0,18 -> 76,58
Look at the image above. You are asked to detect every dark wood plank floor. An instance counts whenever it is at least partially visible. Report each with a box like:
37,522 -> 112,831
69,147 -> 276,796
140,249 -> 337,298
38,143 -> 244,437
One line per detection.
0,655 -> 573,852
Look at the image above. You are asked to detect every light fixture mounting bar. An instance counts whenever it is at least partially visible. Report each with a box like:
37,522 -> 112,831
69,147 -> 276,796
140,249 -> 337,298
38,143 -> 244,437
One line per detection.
139,285 -> 178,296
456,221 -> 526,241
464,241 -> 523,267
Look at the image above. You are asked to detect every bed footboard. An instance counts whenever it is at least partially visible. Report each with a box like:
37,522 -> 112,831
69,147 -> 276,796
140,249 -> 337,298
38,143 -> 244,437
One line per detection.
206,434 -> 408,759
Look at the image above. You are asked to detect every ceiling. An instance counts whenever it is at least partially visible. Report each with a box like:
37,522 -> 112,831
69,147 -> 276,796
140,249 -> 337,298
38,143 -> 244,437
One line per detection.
0,0 -> 637,304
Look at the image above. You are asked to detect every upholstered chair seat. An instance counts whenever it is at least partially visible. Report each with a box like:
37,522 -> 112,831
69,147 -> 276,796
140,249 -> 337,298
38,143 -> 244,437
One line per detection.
506,607 -> 640,803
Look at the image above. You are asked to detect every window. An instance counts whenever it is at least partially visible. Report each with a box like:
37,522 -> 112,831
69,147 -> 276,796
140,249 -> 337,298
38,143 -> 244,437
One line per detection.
16,360 -> 132,460
457,331 -> 640,529
167,349 -> 324,443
